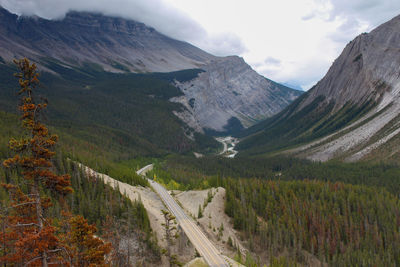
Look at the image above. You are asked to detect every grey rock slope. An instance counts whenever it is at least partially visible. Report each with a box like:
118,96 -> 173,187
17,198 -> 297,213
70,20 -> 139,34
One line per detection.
0,7 -> 214,72
298,16 -> 400,112
171,56 -> 302,133
296,14 -> 400,161
240,14 -> 400,161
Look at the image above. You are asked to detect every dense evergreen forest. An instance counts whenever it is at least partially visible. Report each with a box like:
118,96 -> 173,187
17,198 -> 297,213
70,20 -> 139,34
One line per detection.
150,155 -> 400,266
156,155 -> 400,194
0,62 -> 219,160
0,60 -> 160,265
1,59 -> 400,266
0,155 -> 160,265
0,110 -> 148,187
225,179 -> 400,266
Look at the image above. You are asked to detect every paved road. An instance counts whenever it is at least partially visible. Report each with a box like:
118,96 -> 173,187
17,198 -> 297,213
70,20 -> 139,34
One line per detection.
137,165 -> 228,267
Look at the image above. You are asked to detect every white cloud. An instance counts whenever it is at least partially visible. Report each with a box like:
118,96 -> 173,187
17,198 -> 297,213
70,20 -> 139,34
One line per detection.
0,0 -> 247,58
0,0 -> 206,41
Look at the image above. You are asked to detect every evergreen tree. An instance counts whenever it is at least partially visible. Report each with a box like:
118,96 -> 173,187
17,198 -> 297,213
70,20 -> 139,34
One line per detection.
1,58 -> 72,266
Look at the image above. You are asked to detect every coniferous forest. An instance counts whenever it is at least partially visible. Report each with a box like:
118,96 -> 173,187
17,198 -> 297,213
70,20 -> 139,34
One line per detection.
225,179 -> 400,266
0,59 -> 158,266
1,59 -> 400,267
150,156 -> 400,266
2,3 -> 400,267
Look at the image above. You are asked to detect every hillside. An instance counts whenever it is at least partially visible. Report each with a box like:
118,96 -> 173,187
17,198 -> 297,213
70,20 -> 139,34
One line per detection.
237,14 -> 400,161
148,154 -> 400,266
0,63 -> 221,160
0,6 -> 302,134
0,7 -> 214,73
172,56 -> 302,133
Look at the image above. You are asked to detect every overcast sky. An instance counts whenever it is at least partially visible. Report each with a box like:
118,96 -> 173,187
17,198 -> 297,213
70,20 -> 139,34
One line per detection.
2,0 -> 400,90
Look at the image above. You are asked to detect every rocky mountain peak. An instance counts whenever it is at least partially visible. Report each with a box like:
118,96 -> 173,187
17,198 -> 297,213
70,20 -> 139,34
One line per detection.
0,6 -> 215,73
171,55 -> 302,133
239,13 -> 400,162
299,14 -> 400,113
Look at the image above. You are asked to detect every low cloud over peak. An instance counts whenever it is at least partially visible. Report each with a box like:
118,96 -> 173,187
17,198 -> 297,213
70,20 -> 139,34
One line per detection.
0,0 -> 246,57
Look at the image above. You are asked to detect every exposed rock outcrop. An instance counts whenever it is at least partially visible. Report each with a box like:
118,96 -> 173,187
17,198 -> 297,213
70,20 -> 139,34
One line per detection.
298,16 -> 400,112
171,56 -> 302,133
240,14 -> 400,161
0,7 -> 215,73
295,14 -> 400,161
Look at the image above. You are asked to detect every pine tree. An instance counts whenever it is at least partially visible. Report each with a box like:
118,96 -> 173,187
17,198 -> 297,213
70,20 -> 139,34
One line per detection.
1,58 -> 72,266
161,209 -> 180,267
62,213 -> 111,266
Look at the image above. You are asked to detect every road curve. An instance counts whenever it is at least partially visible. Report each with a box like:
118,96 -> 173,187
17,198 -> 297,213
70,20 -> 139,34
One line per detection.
137,165 -> 228,267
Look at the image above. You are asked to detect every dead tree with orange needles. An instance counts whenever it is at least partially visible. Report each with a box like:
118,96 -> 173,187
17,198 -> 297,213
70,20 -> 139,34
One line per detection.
1,58 -> 72,266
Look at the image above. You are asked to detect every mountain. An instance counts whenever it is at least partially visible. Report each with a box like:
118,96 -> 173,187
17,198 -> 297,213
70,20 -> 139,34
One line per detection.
171,56 -> 302,133
237,14 -> 400,162
0,7 -> 215,73
0,6 -> 302,134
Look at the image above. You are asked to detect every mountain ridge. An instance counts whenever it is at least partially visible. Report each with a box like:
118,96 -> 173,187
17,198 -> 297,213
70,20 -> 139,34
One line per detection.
0,7 -> 215,73
237,13 -> 400,162
171,56 -> 302,133
0,6 -> 302,133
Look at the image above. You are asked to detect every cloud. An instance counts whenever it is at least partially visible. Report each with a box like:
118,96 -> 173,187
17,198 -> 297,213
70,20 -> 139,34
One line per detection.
0,0 -> 205,41
266,0 -> 400,90
0,0 -> 244,56
200,32 -> 247,56
264,57 -> 281,66
301,13 -> 316,21
328,0 -> 400,26
320,0 -> 400,48
258,58 -> 330,91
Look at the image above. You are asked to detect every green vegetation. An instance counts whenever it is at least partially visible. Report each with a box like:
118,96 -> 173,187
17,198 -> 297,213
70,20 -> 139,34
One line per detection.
0,60 -> 163,264
1,56 -> 399,266
236,93 -> 376,156
0,155 -> 160,262
0,61 -> 219,188
157,155 -> 400,194
225,179 -> 400,266
151,155 -> 400,266
0,62 -> 219,163
0,110 -> 149,187
0,115 -> 159,260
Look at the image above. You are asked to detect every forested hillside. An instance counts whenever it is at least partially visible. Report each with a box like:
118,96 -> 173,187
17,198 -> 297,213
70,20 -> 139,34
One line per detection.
236,14 -> 400,161
0,60 -> 160,265
225,179 -> 400,266
0,62 -> 219,159
156,155 -> 400,194
149,155 -> 400,266
0,157 -> 160,264
235,94 -> 376,156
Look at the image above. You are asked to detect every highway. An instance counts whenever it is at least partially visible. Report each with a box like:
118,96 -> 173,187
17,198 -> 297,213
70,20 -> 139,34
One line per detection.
137,165 -> 228,267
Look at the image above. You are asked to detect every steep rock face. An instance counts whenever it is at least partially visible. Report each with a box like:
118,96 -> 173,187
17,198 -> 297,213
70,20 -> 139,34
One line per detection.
0,7 -> 215,72
295,14 -> 400,161
171,56 -> 302,133
239,14 -> 400,161
299,15 -> 400,112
